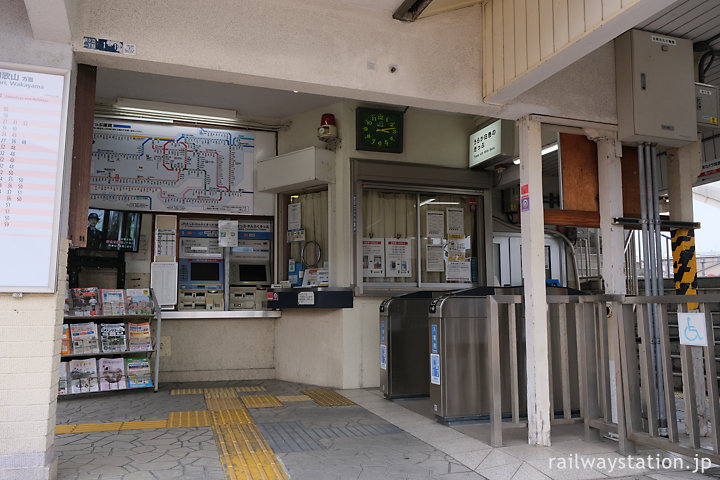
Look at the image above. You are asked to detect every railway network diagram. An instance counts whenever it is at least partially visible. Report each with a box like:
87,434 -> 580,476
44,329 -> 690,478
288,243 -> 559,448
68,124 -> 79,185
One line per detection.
89,119 -> 255,214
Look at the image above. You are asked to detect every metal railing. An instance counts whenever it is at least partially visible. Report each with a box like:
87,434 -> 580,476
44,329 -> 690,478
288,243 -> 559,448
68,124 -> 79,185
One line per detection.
486,292 -> 720,463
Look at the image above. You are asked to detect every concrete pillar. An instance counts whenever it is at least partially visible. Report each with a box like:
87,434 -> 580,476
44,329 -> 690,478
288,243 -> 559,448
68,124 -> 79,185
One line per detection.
595,137 -> 626,295
518,116 -> 551,446
667,140 -> 707,436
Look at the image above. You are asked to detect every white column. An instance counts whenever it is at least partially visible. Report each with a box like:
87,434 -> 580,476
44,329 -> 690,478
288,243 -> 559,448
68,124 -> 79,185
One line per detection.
667,140 -> 707,435
518,116 -> 551,446
595,136 -> 626,295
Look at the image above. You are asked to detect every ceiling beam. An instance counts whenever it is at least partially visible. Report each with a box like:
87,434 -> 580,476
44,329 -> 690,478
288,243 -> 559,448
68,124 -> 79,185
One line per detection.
23,0 -> 70,43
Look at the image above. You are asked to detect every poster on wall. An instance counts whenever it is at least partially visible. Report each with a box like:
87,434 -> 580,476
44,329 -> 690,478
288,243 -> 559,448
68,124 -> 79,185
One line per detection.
89,118 -> 255,214
426,244 -> 445,272
446,207 -> 464,235
426,210 -> 444,238
362,238 -> 385,277
385,238 -> 412,277
446,260 -> 471,282
0,65 -> 68,292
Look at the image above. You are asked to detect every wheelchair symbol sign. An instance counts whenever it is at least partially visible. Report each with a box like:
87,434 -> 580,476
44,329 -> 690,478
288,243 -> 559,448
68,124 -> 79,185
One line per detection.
679,313 -> 708,347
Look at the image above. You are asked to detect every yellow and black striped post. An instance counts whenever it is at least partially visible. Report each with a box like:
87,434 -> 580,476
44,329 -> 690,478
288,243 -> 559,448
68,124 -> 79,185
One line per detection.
672,228 -> 698,310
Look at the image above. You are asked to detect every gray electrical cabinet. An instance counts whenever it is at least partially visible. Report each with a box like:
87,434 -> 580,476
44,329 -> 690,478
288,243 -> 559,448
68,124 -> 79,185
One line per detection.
696,83 -> 719,129
615,29 -> 696,147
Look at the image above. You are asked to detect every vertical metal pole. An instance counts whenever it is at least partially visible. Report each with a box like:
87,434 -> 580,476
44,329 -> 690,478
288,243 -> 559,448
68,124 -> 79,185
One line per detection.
638,144 -> 660,432
650,145 -> 667,431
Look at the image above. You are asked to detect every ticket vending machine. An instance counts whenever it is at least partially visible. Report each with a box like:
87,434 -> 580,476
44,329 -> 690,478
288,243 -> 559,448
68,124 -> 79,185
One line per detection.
228,239 -> 271,310
177,221 -> 224,310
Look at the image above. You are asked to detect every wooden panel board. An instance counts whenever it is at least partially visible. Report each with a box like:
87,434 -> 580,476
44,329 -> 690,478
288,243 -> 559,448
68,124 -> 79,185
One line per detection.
568,0 -> 585,41
526,0 -> 541,67
584,0 -> 602,28
559,133 -> 599,212
67,64 -> 96,248
483,1 -> 495,94
553,0 -> 570,49
493,0 -> 505,90
544,209 -> 600,227
621,146 -> 641,218
601,0 -> 622,20
504,0 -> 516,83
514,0 -> 528,75
539,0 -> 555,59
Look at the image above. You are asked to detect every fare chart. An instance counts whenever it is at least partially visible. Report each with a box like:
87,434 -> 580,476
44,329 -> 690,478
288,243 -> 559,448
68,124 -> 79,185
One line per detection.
0,66 -> 66,292
90,119 -> 256,214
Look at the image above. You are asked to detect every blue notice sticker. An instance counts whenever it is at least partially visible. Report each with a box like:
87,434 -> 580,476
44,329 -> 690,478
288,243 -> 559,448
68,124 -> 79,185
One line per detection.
430,354 -> 440,385
431,324 -> 438,354
380,345 -> 387,370
380,321 -> 386,345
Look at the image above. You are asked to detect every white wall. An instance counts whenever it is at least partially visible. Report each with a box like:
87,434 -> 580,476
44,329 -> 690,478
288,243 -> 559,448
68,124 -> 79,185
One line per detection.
274,102 -> 477,388
69,0 -> 491,116
159,319 -> 275,382
0,2 -> 73,478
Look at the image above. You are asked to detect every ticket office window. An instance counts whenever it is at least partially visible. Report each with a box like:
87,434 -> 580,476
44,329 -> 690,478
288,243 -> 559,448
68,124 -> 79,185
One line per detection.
281,189 -> 329,285
360,188 -> 482,291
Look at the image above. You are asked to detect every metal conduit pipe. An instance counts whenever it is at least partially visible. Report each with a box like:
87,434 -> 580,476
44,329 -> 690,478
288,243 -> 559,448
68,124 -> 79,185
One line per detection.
650,144 -> 667,431
638,144 -> 660,430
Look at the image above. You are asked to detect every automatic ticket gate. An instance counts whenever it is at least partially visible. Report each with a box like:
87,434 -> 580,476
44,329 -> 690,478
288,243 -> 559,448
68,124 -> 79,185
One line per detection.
379,291 -> 446,399
428,286 -> 582,424
427,287 -> 513,423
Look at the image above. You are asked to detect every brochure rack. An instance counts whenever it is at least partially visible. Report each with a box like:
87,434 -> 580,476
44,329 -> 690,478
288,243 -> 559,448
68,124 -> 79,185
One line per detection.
59,289 -> 162,395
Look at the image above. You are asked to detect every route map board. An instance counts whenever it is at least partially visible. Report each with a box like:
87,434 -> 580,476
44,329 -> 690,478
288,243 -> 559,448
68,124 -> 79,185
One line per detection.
90,119 -> 256,214
0,65 -> 68,293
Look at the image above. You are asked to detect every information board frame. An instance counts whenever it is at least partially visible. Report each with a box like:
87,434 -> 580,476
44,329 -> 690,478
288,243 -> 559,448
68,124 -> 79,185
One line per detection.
0,62 -> 70,293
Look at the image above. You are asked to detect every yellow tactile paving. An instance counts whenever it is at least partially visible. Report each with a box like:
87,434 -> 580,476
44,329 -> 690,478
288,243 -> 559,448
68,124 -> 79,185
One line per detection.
71,422 -> 123,433
276,394 -> 312,403
204,387 -> 241,398
171,388 -> 205,395
167,410 -> 213,428
241,394 -> 283,409
236,386 -> 267,393
206,396 -> 247,412
213,423 -> 289,480
301,389 -> 355,407
119,420 -> 168,430
211,408 -> 254,426
55,424 -> 77,434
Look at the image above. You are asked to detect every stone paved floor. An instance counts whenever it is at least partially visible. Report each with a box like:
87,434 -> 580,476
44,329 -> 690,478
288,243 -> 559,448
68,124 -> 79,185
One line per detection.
54,380 -> 717,479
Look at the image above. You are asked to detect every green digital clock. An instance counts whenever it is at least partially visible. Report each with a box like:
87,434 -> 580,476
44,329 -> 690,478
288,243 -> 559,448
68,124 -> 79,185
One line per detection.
356,107 -> 404,153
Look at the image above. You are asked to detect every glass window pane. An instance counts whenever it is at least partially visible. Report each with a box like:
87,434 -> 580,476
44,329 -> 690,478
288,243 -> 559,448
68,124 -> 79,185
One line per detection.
362,190 -> 417,284
419,194 -> 477,284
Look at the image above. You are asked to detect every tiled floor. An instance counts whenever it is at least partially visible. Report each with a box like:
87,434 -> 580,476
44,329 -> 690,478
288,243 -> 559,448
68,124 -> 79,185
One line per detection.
55,381 -> 716,479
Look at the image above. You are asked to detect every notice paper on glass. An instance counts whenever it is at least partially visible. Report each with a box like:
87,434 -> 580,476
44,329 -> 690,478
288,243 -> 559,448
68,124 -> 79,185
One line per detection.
288,203 -> 301,231
447,235 -> 466,261
426,244 -> 445,272
446,260 -> 471,282
150,262 -> 178,307
385,238 -> 412,277
218,220 -> 238,247
426,210 -> 444,238
362,238 -> 385,277
446,207 -> 465,236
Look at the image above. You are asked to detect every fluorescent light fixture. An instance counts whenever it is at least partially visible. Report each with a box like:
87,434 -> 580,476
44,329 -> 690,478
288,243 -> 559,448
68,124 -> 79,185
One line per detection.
419,198 -> 436,206
541,143 -> 559,156
114,98 -> 237,121
512,158 -> 520,165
